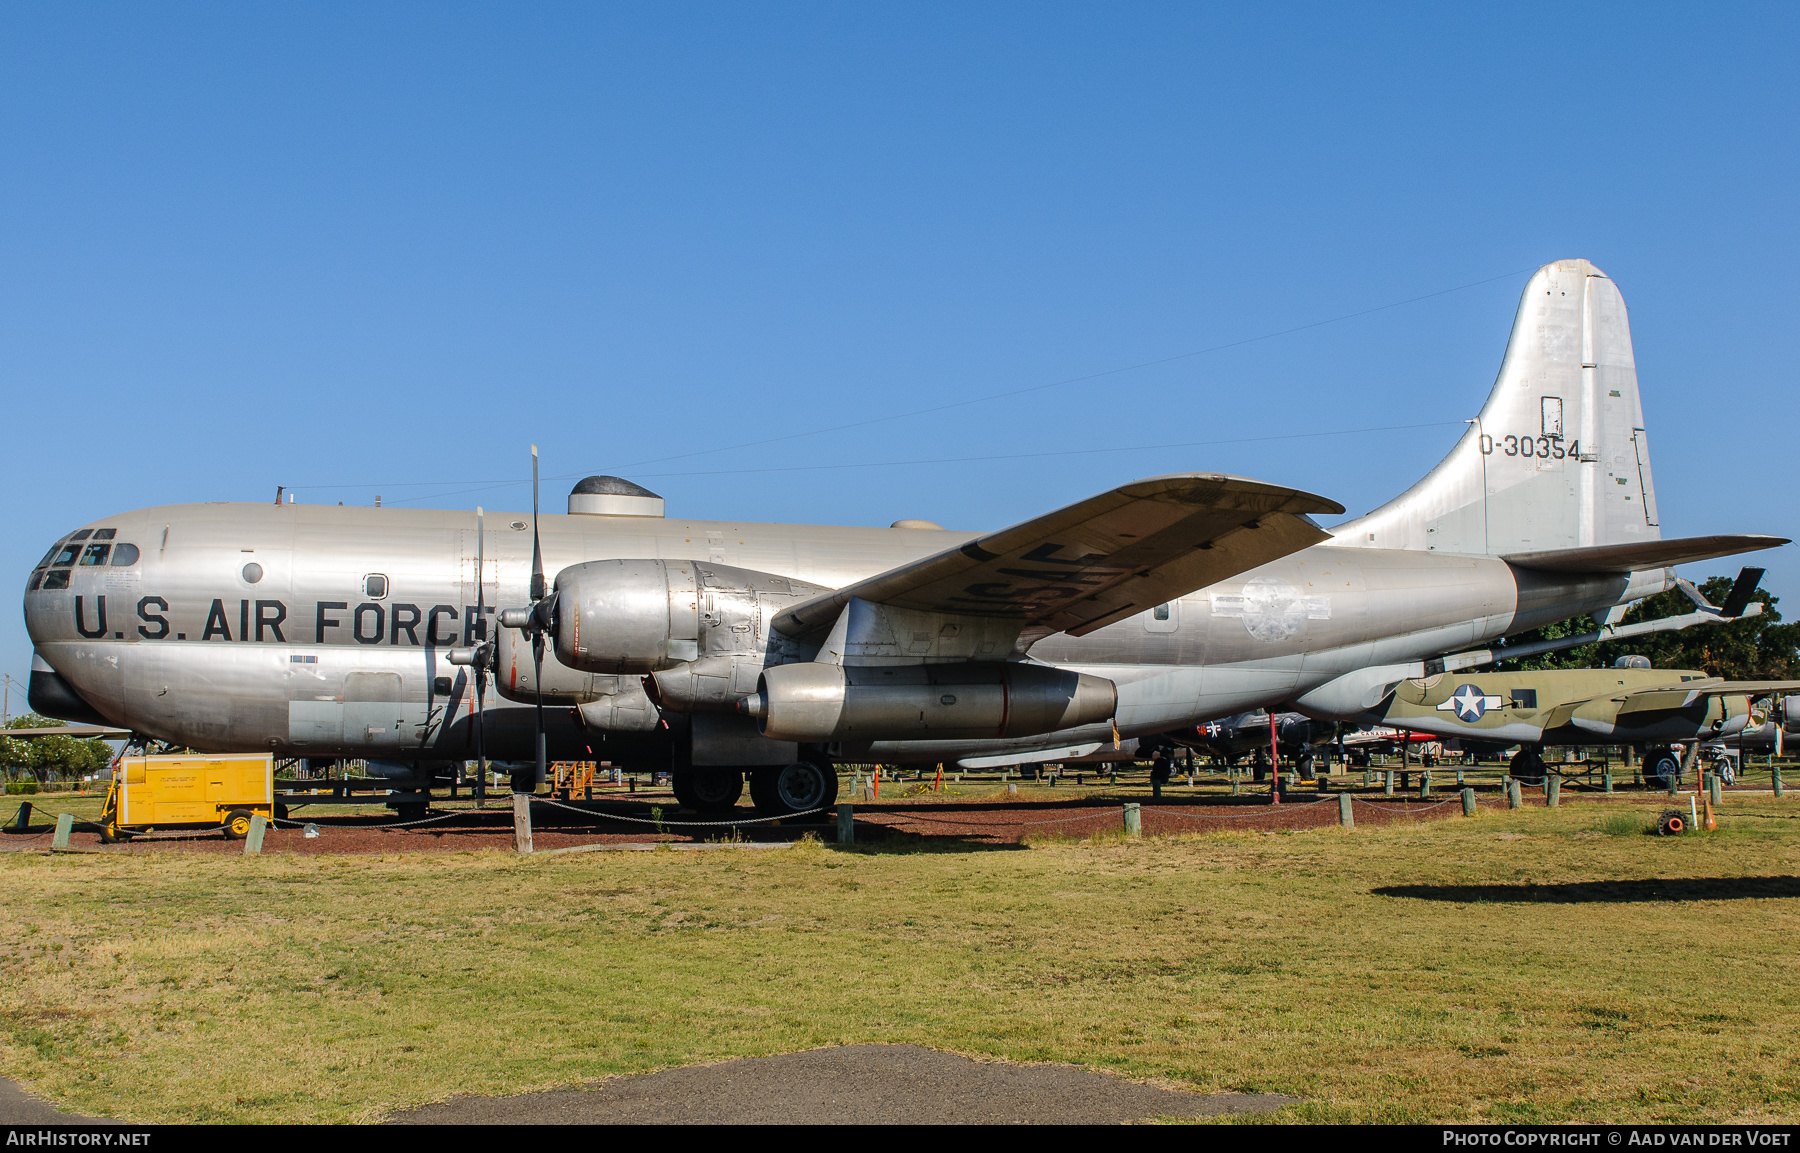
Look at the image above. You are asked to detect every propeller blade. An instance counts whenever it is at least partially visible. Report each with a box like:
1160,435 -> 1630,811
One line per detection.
530,444 -> 545,602
475,506 -> 487,803
531,629 -> 547,794
518,448 -> 547,795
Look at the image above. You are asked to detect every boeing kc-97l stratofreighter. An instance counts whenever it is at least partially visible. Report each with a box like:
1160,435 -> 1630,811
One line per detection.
22,259 -> 1788,816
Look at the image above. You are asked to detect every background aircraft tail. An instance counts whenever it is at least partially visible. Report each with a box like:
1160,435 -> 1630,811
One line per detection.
1332,259 -> 1661,556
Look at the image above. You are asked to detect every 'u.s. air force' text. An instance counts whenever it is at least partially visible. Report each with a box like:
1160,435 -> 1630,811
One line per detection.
67,596 -> 495,646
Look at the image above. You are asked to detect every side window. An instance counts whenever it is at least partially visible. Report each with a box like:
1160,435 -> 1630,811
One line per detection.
37,542 -> 65,567
1152,604 -> 1170,620
1145,601 -> 1179,634
364,574 -> 389,599
41,571 -> 70,590
80,543 -> 111,566
110,544 -> 140,566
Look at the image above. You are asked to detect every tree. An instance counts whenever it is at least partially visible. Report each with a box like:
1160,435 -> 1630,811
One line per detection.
1493,575 -> 1800,678
1,714 -> 116,783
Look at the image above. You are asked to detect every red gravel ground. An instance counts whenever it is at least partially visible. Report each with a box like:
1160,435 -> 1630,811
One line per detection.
5,787 -> 1500,856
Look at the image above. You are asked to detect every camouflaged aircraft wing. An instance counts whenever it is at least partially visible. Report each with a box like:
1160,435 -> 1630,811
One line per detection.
1613,680 -> 1800,714
771,473 -> 1343,645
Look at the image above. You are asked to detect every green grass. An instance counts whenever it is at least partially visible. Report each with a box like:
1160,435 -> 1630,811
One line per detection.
3,797 -> 1799,1124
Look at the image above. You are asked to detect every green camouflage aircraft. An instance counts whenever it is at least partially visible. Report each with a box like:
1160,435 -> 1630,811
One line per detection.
1376,667 -> 1800,784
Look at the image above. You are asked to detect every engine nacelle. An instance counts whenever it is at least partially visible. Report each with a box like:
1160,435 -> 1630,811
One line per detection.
747,661 -> 1117,743
553,558 -> 826,681
551,559 -> 700,674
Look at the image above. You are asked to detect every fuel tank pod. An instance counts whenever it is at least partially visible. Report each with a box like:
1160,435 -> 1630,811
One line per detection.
746,661 -> 1117,743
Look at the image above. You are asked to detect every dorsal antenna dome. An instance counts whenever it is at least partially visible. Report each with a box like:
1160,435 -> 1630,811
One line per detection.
569,476 -> 665,518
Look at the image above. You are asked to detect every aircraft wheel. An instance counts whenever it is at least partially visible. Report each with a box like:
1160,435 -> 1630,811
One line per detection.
678,769 -> 743,813
274,803 -> 289,822
1508,749 -> 1546,786
1646,751 -> 1681,789
222,809 -> 254,840
750,762 -> 838,817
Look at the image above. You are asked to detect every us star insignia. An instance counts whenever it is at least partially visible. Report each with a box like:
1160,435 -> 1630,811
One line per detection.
1437,683 -> 1505,722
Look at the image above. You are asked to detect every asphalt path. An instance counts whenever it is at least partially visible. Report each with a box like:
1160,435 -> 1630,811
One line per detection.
0,1077 -> 116,1125
386,1044 -> 1298,1125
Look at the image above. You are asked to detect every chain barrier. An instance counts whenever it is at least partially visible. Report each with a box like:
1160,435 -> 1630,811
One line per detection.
873,808 -> 1119,829
1143,799 -> 1330,821
268,809 -> 472,832
533,795 -> 828,827
1349,796 -> 1463,815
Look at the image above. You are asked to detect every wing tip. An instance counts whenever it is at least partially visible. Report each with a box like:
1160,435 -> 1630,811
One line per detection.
1121,472 -> 1345,517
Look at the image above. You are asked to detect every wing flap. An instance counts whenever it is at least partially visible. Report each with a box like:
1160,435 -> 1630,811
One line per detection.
773,473 -> 1343,643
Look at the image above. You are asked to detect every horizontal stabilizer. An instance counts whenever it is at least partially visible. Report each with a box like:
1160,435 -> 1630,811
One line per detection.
774,473 -> 1342,643
1501,534 -> 1788,574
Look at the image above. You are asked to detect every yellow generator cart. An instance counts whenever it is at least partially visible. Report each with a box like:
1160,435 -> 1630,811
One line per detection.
101,754 -> 277,841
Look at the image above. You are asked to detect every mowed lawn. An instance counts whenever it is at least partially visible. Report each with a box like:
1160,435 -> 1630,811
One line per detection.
3,798 -> 1799,1124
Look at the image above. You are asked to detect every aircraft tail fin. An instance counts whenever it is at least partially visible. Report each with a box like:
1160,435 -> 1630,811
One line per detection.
1332,259 -> 1661,556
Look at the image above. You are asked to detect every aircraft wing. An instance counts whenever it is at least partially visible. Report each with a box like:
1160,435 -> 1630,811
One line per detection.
1501,534 -> 1788,574
773,473 -> 1343,643
1613,680 -> 1800,714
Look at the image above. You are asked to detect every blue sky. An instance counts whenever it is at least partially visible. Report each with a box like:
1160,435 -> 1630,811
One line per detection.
3,4 -> 1796,711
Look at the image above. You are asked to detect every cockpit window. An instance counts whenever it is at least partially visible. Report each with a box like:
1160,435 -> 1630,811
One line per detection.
111,543 -> 140,566
92,528 -> 116,540
79,543 -> 111,566
69,529 -> 93,542
37,542 -> 64,567
40,571 -> 69,590
52,543 -> 80,566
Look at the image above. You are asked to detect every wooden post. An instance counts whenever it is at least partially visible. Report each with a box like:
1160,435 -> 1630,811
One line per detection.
1456,769 -> 1465,787
1460,787 -> 1477,817
1602,770 -> 1613,794
837,803 -> 854,845
1709,773 -> 1723,808
52,812 -> 73,850
1384,770 -> 1395,796
1775,766 -> 1784,798
1338,792 -> 1354,828
9,801 -> 31,831
512,792 -> 534,855
244,813 -> 267,854
1419,772 -> 1431,800
1123,803 -> 1142,838
1546,777 -> 1560,807
1007,782 -> 1018,796
1508,779 -> 1523,809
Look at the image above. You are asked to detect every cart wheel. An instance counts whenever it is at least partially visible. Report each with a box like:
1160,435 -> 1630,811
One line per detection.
223,810 -> 254,839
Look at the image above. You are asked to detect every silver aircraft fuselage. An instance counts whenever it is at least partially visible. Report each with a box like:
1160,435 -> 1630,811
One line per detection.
23,500 -> 1666,764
